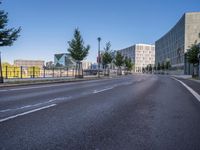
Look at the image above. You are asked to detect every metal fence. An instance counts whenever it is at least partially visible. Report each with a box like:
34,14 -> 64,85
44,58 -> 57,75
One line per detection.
1,65 -> 123,80
2,66 -> 82,79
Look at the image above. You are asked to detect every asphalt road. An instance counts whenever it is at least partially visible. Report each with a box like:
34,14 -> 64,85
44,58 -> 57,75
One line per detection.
0,75 -> 200,150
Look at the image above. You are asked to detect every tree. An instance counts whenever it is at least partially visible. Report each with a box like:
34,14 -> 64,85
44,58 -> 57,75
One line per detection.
153,64 -> 156,71
0,2 -> 21,83
114,52 -> 124,75
187,44 -> 200,76
165,60 -> 171,70
124,57 -> 133,74
161,61 -> 165,70
149,64 -> 152,73
68,28 -> 90,78
101,42 -> 113,76
157,62 -> 161,71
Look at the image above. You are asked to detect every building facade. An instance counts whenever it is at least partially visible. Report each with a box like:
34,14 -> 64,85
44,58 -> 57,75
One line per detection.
14,60 -> 45,68
117,44 -> 155,73
54,53 -> 76,68
82,61 -> 92,70
155,12 -> 200,74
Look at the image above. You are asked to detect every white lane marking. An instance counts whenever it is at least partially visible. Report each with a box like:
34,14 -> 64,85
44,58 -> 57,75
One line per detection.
172,77 -> 200,102
0,104 -> 56,123
0,96 -> 71,113
0,83 -> 72,92
93,87 -> 114,94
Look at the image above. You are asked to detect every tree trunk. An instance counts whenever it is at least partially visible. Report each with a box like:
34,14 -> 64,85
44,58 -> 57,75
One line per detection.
75,61 -> 83,78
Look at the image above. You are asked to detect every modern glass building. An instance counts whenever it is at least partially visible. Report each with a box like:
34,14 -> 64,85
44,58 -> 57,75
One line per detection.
155,12 -> 200,74
54,53 -> 76,68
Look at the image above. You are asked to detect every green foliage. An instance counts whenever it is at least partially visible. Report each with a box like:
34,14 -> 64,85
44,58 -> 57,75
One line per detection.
102,42 -> 113,68
165,60 -> 171,70
153,65 -> 156,71
161,61 -> 165,70
157,62 -> 161,70
68,28 -> 90,62
114,52 -> 124,67
124,57 -> 133,71
187,44 -> 200,65
0,3 -> 21,47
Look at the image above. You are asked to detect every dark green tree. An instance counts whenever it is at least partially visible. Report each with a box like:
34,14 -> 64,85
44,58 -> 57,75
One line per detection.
153,64 -> 156,71
187,44 -> 200,76
124,57 -> 133,74
68,28 -> 90,78
165,60 -> 171,70
157,62 -> 161,71
149,64 -> 152,73
101,42 -> 113,76
0,2 -> 21,83
161,61 -> 165,70
114,52 -> 124,75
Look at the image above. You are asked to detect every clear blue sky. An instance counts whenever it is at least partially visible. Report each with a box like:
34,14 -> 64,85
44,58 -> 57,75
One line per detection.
1,0 -> 200,64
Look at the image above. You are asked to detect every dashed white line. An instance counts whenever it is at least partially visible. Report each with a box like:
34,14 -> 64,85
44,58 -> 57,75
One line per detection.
0,96 -> 71,113
0,104 -> 56,123
172,77 -> 200,102
93,87 -> 114,94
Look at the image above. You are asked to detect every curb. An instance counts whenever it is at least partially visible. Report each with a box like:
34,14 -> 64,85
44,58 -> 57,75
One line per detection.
0,77 -> 100,88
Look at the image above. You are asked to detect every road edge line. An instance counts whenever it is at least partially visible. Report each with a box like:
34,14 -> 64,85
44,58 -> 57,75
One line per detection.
171,77 -> 200,102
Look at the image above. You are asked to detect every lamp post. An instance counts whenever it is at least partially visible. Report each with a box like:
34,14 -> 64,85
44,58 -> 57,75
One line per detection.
0,51 -> 3,83
97,37 -> 101,78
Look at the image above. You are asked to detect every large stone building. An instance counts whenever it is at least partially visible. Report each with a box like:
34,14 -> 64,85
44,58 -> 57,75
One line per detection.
117,44 -> 155,73
14,60 -> 45,68
155,12 -> 200,74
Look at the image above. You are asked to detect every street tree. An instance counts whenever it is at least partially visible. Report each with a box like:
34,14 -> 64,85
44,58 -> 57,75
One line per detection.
149,64 -> 152,73
68,28 -> 90,78
114,52 -> 124,75
187,44 -> 200,76
165,60 -> 171,70
0,2 -> 21,83
161,61 -> 165,70
124,57 -> 133,74
157,62 -> 161,71
101,42 -> 113,76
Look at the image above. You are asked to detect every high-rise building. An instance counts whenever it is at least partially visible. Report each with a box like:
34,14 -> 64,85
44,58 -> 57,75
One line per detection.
117,44 -> 155,73
155,12 -> 200,74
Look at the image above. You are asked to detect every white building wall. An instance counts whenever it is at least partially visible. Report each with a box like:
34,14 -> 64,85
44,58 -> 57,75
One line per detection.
117,44 -> 155,73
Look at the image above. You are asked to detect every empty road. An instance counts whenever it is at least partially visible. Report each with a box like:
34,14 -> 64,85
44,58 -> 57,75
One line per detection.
0,75 -> 200,150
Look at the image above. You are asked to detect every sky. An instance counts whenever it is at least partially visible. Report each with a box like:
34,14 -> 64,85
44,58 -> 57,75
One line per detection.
1,0 -> 200,64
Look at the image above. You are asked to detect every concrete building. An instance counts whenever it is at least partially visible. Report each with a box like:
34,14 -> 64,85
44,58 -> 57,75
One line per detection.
46,61 -> 54,68
54,53 -> 76,68
117,44 -> 155,73
14,60 -> 45,68
82,61 -> 92,70
155,12 -> 200,74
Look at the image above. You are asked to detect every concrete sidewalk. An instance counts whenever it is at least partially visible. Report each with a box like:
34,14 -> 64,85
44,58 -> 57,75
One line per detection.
0,76 -> 99,88
0,75 -> 119,88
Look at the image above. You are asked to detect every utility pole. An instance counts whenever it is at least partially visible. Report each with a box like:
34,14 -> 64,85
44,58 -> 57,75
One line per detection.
97,37 -> 101,78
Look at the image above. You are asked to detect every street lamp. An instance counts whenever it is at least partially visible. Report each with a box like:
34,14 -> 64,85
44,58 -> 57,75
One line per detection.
0,51 -> 3,83
97,37 -> 101,78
